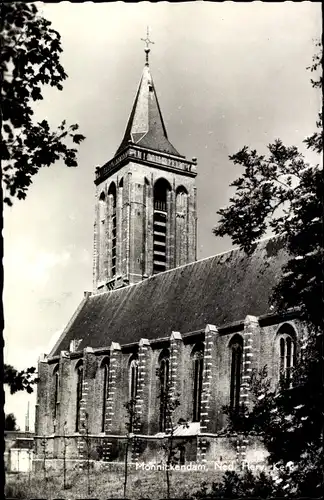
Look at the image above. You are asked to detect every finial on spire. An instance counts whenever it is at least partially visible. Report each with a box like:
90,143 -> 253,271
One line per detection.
141,26 -> 154,65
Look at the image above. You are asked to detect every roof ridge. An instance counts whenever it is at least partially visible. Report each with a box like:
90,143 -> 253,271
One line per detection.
89,235 -> 279,299
90,234 -> 279,299
90,247 -> 239,299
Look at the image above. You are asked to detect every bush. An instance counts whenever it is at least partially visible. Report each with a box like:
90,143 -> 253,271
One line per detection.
194,469 -> 285,499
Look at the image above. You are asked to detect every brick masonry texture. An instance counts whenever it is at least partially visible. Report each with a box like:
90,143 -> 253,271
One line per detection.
35,316 -> 303,464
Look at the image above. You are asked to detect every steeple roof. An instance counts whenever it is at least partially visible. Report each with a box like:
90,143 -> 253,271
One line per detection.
115,63 -> 181,157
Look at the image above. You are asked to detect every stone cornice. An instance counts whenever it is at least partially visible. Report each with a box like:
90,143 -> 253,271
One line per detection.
45,308 -> 301,363
94,144 -> 197,185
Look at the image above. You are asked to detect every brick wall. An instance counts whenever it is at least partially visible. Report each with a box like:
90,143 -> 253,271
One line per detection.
35,318 -> 303,464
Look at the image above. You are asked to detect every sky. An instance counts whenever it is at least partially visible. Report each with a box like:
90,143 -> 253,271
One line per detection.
3,1 -> 321,430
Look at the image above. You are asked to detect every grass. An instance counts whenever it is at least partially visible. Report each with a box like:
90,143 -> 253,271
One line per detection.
5,465 -> 226,499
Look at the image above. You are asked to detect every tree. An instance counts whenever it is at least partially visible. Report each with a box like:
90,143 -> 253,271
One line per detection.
62,421 -> 70,490
210,41 -> 323,497
4,363 -> 38,394
157,367 -> 188,500
1,2 -> 85,206
5,412 -> 18,431
81,412 -> 92,496
123,397 -> 140,498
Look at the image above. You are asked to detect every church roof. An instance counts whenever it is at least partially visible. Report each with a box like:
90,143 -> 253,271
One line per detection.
50,237 -> 289,357
115,63 -> 181,157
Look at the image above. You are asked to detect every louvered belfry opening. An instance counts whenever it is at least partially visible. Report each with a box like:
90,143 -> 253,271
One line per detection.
153,179 -> 170,274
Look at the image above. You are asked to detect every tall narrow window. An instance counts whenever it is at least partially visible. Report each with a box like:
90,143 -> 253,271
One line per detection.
129,357 -> 138,401
153,179 -> 170,274
129,357 -> 139,432
99,192 -> 106,281
278,325 -> 296,384
75,362 -> 83,432
53,365 -> 60,421
229,336 -> 243,411
108,183 -> 117,278
191,343 -> 204,422
143,177 -> 150,277
101,357 -> 110,433
175,186 -> 188,267
159,350 -> 170,432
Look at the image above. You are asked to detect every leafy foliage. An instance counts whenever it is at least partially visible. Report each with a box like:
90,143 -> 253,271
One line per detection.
5,412 -> 18,431
194,469 -> 285,499
214,140 -> 323,330
4,363 -> 39,394
1,2 -> 85,205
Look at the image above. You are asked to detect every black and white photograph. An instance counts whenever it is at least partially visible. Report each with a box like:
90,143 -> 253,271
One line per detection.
2,1 -> 323,499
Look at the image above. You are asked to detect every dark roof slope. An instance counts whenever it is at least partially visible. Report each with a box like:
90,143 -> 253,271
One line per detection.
51,237 -> 288,356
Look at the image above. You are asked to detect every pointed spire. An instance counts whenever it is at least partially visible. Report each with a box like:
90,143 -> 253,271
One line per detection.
115,30 -> 181,157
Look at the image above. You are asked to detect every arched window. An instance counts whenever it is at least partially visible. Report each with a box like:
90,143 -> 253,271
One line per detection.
129,356 -> 139,432
53,365 -> 60,421
176,186 -> 188,211
75,361 -> 83,432
101,357 -> 110,433
277,324 -> 296,384
153,178 -> 171,274
175,186 -> 189,267
159,350 -> 170,432
108,183 -> 117,278
191,343 -> 204,422
143,177 -> 150,276
98,192 -> 106,281
129,357 -> 139,401
229,335 -> 243,411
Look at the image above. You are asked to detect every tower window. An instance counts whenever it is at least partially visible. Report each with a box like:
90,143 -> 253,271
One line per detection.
175,186 -> 189,267
158,350 -> 170,432
153,179 -> 170,274
108,183 -> 117,278
75,361 -> 83,432
98,192 -> 106,281
101,357 -> 110,433
191,343 -> 204,422
229,335 -> 243,411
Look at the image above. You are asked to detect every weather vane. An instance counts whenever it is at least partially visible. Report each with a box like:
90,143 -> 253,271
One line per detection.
141,26 -> 154,65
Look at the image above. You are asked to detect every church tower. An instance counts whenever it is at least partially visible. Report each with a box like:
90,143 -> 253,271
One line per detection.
93,34 -> 197,293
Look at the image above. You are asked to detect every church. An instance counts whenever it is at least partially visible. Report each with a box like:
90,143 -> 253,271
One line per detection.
34,41 -> 303,468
